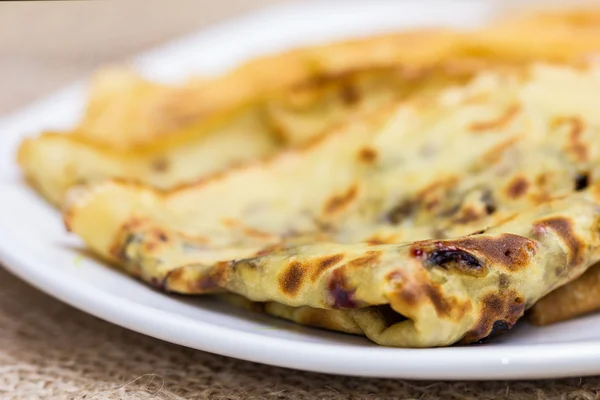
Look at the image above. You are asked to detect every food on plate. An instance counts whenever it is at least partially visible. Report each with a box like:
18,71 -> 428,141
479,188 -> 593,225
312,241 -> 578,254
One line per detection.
75,31 -> 461,150
17,99 -> 280,206
529,263 -> 600,326
17,5 -> 600,346
18,8 -> 600,206
76,6 -> 600,150
17,31 -> 463,206
18,65 -> 478,206
64,64 -> 600,347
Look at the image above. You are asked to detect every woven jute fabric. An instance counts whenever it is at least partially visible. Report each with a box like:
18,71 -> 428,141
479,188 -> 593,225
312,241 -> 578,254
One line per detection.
2,1 -> 600,398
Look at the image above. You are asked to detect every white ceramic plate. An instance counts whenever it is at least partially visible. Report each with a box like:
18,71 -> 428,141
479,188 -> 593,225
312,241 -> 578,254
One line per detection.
2,0 -> 600,380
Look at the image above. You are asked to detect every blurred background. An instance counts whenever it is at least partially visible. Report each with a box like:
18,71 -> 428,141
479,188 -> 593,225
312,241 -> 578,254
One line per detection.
0,0 -> 279,115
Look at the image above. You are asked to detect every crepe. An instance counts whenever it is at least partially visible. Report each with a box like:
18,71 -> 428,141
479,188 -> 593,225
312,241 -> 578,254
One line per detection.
18,7 -> 600,206
19,65 -> 479,206
64,64 -> 600,347
17,101 -> 281,206
529,263 -> 600,326
74,30 -> 462,150
78,6 -> 600,149
19,27 -> 463,207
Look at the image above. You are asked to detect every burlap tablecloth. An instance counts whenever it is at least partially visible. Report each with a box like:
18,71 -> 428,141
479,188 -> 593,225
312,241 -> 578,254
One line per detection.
2,1 -> 600,398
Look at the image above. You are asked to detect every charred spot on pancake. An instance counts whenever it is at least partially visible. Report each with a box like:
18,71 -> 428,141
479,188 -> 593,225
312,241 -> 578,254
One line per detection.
506,175 -> 529,199
450,234 -> 536,272
221,218 -> 240,228
439,203 -> 461,218
365,235 -> 397,246
426,246 -> 485,276
469,229 -> 486,236
115,232 -> 143,261
410,240 -> 487,276
536,173 -> 549,187
428,248 -> 481,269
151,158 -> 169,172
141,227 -> 174,252
366,235 -> 389,246
222,218 -> 273,239
140,227 -> 171,251
533,217 -> 585,268
164,263 -> 225,294
431,227 -> 447,239
469,104 -> 520,132
254,244 -> 283,257
481,190 -> 497,215
386,200 -> 415,224
242,227 -> 273,239
358,147 -> 378,163
575,172 -> 589,191
396,284 -> 419,309
424,284 -> 453,317
279,261 -> 306,297
490,320 -> 510,335
164,268 -> 185,290
310,254 -> 344,281
417,178 -> 458,212
346,251 -> 381,268
481,137 -> 520,165
311,217 -> 335,234
452,207 -> 482,224
193,265 -> 226,293
460,291 -> 525,344
387,267 -> 471,319
498,274 -> 510,290
340,83 -> 360,106
328,269 -> 357,309
553,116 -> 588,162
388,271 -> 416,307
470,320 -> 510,344
323,184 -> 358,215
231,257 -> 261,271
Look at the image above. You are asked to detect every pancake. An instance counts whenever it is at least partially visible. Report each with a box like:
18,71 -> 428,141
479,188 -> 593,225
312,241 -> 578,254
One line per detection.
19,8 -> 600,205
64,64 -> 600,346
